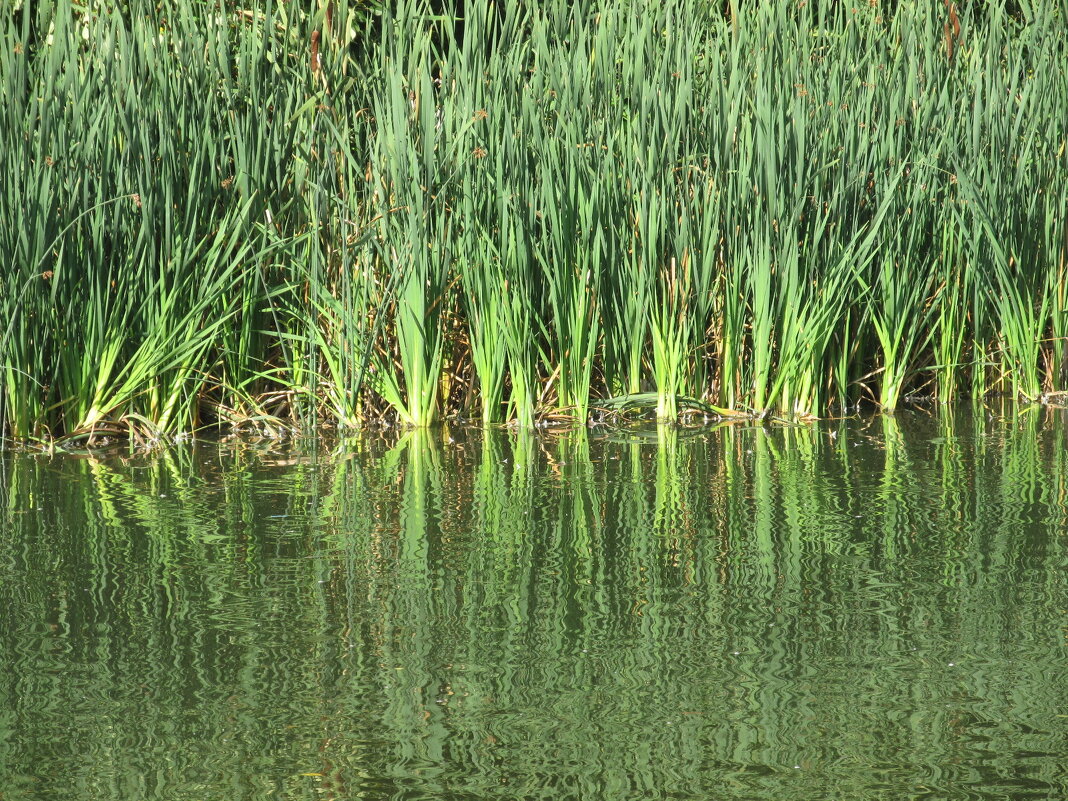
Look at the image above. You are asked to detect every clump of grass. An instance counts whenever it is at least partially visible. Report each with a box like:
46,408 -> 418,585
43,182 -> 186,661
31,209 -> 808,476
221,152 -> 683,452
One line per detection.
2,0 -> 1066,444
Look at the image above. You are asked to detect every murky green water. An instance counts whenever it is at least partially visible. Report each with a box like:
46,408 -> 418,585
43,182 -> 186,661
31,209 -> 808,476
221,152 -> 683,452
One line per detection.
2,412 -> 1067,800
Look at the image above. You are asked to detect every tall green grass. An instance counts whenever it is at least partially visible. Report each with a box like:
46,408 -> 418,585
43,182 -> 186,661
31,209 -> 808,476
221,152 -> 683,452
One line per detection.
2,0 -> 1066,442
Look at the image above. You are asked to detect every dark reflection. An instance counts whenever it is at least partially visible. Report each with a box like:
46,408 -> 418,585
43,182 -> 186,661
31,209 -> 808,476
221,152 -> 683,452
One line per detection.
2,410 -> 1067,800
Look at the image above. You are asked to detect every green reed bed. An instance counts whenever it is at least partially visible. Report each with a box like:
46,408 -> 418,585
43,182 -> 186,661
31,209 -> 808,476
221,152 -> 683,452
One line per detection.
2,0 -> 1066,443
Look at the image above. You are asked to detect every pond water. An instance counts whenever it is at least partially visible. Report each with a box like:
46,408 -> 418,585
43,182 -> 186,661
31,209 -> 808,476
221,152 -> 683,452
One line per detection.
2,411 -> 1067,800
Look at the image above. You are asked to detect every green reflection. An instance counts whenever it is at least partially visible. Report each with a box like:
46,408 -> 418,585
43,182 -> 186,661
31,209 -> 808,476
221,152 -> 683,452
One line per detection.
1,413 -> 1067,800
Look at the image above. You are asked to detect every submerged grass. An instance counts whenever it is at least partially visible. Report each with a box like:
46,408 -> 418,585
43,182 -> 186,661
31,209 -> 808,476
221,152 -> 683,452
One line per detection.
2,0 -> 1067,442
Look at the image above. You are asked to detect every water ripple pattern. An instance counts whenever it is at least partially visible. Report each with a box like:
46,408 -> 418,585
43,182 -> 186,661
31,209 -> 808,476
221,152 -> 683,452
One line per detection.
1,412 -> 1066,800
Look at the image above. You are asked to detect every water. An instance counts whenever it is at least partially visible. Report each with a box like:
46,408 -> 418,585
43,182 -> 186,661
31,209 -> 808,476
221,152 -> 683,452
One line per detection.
1,411 -> 1067,800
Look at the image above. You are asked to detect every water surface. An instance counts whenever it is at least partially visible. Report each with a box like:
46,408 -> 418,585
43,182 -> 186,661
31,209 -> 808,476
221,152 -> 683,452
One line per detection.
2,412 -> 1067,800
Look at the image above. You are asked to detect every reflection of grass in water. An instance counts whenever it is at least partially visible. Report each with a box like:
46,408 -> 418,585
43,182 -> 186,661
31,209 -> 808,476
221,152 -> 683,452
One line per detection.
3,414 -> 1068,797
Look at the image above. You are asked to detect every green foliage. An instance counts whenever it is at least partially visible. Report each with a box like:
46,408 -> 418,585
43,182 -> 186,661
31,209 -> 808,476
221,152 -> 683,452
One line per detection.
2,0 -> 1067,442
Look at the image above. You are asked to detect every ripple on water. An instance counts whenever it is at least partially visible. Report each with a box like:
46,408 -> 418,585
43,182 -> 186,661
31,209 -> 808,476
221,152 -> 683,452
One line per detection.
1,414 -> 1067,800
